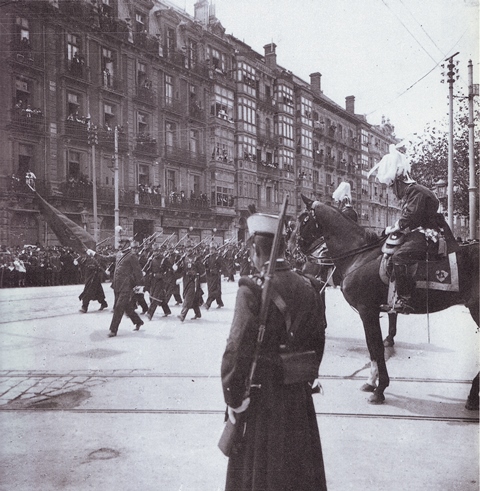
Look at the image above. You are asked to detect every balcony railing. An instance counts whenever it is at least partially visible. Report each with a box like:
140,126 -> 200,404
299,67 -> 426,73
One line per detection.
133,32 -> 160,55
98,128 -> 129,153
134,86 -> 157,105
162,97 -> 184,114
64,59 -> 91,83
135,135 -> 158,156
9,108 -> 44,134
9,42 -> 43,69
164,146 -> 206,166
64,119 -> 88,143
100,74 -> 124,94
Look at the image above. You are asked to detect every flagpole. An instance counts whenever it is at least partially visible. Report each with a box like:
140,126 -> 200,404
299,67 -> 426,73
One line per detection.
114,126 -> 120,248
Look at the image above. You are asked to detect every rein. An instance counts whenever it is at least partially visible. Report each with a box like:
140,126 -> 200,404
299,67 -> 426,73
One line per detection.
302,210 -> 387,262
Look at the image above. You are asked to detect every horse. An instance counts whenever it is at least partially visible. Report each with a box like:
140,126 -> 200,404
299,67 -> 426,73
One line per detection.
294,195 -> 479,404
286,219 -> 399,347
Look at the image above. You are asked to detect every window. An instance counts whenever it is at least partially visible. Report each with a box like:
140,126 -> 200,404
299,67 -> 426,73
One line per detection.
135,12 -> 146,33
165,122 -> 176,147
189,129 -> 198,154
166,169 -> 176,195
165,74 -> 173,103
139,164 -> 149,185
300,128 -> 313,152
211,86 -> 234,120
137,111 -> 149,135
104,103 -> 115,130
15,77 -> 31,107
166,28 -> 176,55
68,151 -> 81,179
187,39 -> 197,68
237,62 -> 256,96
237,97 -> 256,133
277,84 -> 294,113
102,48 -> 114,86
16,17 -> 30,46
137,62 -> 147,86
301,97 -> 312,126
67,34 -> 80,61
66,91 -> 81,120
18,144 -> 33,176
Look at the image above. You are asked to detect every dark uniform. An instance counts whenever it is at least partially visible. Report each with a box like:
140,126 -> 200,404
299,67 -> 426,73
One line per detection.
204,248 -> 224,309
146,253 -> 172,319
221,262 -> 327,491
177,250 -> 206,321
107,245 -> 144,336
78,254 -> 107,312
390,182 -> 456,312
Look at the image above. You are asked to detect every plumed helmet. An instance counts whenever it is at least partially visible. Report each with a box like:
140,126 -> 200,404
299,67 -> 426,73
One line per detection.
368,144 -> 415,186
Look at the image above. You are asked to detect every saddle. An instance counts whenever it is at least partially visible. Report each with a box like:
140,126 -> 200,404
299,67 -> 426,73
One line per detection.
379,231 -> 460,295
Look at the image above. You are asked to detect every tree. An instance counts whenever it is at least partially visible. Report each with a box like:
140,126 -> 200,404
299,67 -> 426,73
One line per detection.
407,98 -> 479,217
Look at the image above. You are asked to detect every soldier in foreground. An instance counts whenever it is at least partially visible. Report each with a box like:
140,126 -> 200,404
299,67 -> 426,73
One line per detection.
220,211 -> 328,491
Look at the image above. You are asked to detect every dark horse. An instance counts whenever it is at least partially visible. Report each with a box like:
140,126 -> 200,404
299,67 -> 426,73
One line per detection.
295,196 -> 479,404
286,219 -> 399,347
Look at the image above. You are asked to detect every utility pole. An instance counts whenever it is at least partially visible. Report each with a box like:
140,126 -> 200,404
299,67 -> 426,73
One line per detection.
114,126 -> 120,248
87,118 -> 98,242
444,52 -> 460,230
467,60 -> 478,240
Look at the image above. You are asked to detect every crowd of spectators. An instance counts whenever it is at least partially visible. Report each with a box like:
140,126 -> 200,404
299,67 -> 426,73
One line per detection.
0,244 -> 115,289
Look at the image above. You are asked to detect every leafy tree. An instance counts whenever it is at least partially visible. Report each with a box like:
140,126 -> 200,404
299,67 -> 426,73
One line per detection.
407,98 -> 479,217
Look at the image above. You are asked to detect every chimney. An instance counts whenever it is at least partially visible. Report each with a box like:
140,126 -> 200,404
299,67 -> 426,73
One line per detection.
310,72 -> 322,94
194,0 -> 209,26
346,95 -> 355,114
264,43 -> 277,70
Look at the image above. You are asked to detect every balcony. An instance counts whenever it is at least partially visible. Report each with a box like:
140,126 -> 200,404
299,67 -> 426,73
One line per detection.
165,192 -> 210,210
5,176 -> 49,197
64,119 -> 88,144
100,74 -> 125,95
134,134 -> 158,157
162,97 -> 184,115
59,0 -> 96,25
9,108 -> 44,135
189,103 -> 205,121
133,32 -> 160,56
8,42 -> 43,70
97,128 -> 129,153
63,59 -> 91,84
257,96 -> 277,113
164,146 -> 206,167
257,131 -> 279,147
134,86 -> 157,106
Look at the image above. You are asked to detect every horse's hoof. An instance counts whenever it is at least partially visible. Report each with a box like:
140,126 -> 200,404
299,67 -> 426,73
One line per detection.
360,383 -> 376,392
368,392 -> 386,405
383,337 -> 395,347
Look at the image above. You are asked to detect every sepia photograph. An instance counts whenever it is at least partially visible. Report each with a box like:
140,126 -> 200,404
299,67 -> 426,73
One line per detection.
0,0 -> 478,489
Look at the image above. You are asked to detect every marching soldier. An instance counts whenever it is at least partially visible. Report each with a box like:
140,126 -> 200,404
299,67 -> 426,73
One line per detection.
204,243 -> 224,310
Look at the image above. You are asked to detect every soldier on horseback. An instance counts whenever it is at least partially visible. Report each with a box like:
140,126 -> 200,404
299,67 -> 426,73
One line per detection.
369,144 -> 457,314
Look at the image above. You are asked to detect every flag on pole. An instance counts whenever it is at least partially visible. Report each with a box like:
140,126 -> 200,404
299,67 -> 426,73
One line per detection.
34,191 -> 96,254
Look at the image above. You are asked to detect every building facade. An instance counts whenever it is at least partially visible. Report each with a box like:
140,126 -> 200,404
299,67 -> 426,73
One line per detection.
0,0 -> 399,248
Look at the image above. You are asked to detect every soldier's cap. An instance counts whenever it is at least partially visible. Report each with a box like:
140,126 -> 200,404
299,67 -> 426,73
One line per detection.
247,213 -> 283,236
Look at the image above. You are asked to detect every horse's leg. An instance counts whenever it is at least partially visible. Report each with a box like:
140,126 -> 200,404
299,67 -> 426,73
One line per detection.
383,313 -> 398,347
465,372 -> 479,410
360,310 -> 389,404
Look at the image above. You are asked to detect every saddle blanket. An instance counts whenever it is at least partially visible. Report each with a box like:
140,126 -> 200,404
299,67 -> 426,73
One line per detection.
414,252 -> 459,292
381,252 -> 460,292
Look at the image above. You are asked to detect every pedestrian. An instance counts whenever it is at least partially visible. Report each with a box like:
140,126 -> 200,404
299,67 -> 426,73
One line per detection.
177,243 -> 206,322
88,236 -> 144,337
76,252 -> 108,313
204,243 -> 224,309
221,212 -> 328,491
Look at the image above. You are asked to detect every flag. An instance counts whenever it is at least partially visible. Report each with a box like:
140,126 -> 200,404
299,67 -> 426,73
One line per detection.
35,191 -> 96,254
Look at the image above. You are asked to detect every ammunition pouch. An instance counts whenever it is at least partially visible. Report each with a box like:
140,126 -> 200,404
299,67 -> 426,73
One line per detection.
279,350 -> 319,385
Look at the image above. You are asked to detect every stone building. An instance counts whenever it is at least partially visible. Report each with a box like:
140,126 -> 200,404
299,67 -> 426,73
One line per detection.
0,0 -> 399,248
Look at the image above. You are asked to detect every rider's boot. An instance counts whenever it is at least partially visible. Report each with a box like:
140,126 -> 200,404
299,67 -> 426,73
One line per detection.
392,264 -> 415,314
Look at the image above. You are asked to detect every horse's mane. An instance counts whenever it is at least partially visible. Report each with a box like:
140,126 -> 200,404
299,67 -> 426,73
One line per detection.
365,230 -> 380,243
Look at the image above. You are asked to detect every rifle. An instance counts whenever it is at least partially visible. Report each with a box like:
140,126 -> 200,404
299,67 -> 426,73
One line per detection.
218,195 -> 289,457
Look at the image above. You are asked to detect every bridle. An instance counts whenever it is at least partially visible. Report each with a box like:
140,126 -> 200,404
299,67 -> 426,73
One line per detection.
300,209 -> 386,262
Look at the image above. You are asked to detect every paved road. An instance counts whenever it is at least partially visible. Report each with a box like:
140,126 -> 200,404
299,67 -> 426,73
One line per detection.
0,280 -> 478,490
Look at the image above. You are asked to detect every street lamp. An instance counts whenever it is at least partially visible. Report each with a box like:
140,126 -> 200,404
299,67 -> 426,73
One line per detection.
434,179 -> 447,214
80,207 -> 88,231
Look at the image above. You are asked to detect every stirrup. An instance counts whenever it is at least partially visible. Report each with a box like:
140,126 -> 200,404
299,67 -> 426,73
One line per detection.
392,298 -> 415,315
